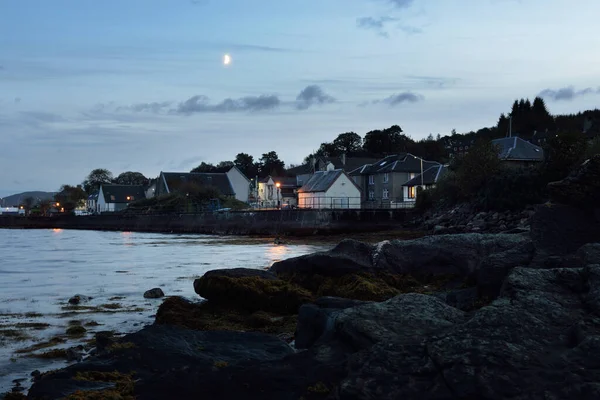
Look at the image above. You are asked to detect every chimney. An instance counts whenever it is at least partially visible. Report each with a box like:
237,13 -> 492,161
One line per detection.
341,152 -> 346,167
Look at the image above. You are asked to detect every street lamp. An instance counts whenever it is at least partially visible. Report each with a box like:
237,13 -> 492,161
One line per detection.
275,182 -> 281,209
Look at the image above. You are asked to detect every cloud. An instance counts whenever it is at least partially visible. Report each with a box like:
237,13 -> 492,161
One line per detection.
366,91 -> 424,107
19,111 -> 66,123
176,94 -> 281,114
356,17 -> 397,37
14,97 -> 21,104
295,85 -> 335,110
119,101 -> 173,113
538,86 -> 600,101
388,0 -> 415,8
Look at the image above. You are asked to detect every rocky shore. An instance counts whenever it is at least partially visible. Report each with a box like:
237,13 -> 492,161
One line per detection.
10,156 -> 600,400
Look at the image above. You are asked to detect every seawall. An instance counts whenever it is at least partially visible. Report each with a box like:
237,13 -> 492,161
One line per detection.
0,209 -> 416,236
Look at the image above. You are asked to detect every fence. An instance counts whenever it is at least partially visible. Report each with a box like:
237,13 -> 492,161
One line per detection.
295,196 -> 415,210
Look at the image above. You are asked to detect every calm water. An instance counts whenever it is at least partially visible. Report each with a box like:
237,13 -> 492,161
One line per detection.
0,229 -> 330,393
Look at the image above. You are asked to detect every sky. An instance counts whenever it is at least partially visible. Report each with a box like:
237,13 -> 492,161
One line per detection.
1,0 -> 599,197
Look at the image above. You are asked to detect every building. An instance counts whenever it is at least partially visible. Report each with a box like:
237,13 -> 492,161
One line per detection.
285,155 -> 380,188
491,137 -> 544,168
297,168 -> 361,209
402,164 -> 448,203
350,153 -> 440,208
213,166 -> 251,203
86,192 -> 98,213
97,184 -> 146,213
257,176 -> 277,208
156,172 -> 236,199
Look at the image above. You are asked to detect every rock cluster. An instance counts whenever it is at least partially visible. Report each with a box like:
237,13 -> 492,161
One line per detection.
24,157 -> 600,399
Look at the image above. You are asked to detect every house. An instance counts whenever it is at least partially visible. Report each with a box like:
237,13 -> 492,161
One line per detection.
156,172 -> 236,198
97,184 -> 146,213
349,153 -> 440,208
257,176 -> 277,208
285,155 -> 380,188
491,137 -> 544,168
274,177 -> 298,207
297,167 -> 361,209
402,164 -> 448,202
212,165 -> 251,202
86,192 -> 98,213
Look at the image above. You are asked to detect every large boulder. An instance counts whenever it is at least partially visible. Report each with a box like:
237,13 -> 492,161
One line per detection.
329,265 -> 600,399
193,268 -> 313,314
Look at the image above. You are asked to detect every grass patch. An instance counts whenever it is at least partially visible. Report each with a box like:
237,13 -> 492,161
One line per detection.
109,296 -> 126,301
66,325 -> 87,336
106,342 -> 136,353
307,382 -> 330,394
24,312 -> 43,318
85,321 -> 101,327
15,337 -> 66,354
69,370 -> 136,400
0,329 -> 30,341
213,360 -> 228,368
14,322 -> 50,330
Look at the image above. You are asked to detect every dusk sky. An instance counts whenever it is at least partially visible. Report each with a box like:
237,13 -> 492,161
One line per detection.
1,0 -> 599,197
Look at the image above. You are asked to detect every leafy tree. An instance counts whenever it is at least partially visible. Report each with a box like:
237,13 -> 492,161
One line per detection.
114,171 -> 148,186
259,151 -> 285,177
333,132 -> 362,155
542,131 -> 588,181
83,169 -> 113,194
21,196 -> 34,216
216,161 -> 234,169
39,199 -> 51,216
190,162 -> 216,173
452,140 -> 502,199
54,185 -> 87,214
585,137 -> 600,159
363,125 -> 411,156
234,153 -> 259,178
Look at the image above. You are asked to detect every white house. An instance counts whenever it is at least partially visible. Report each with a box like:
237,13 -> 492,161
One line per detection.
97,184 -> 146,213
257,176 -> 277,208
297,168 -> 362,209
224,166 -> 251,203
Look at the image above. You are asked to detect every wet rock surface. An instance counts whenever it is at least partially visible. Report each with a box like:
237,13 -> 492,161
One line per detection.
143,288 -> 165,299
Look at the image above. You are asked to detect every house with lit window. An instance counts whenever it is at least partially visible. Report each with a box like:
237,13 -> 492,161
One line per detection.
257,176 -> 277,208
349,153 -> 440,208
96,184 -> 146,213
402,164 -> 448,203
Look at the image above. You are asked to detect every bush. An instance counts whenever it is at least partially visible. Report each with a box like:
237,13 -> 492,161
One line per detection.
477,166 -> 546,211
414,187 -> 433,211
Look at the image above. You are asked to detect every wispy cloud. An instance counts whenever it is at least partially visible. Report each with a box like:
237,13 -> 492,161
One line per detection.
387,0 -> 415,8
538,86 -> 600,101
359,0 -> 421,37
368,91 -> 424,106
176,94 -> 281,114
295,85 -> 335,110
356,17 -> 397,37
119,102 -> 173,113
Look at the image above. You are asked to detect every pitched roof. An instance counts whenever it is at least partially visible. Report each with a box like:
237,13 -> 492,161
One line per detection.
285,164 -> 314,176
491,137 -> 544,161
321,156 -> 381,172
161,172 -> 235,196
100,185 -> 146,203
298,170 -> 360,193
270,176 -> 298,187
403,165 -> 448,186
350,153 -> 440,175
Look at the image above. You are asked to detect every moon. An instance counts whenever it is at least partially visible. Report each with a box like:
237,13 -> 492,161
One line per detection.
223,54 -> 231,66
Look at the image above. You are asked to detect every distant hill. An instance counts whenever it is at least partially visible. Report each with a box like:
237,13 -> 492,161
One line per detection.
0,191 -> 55,207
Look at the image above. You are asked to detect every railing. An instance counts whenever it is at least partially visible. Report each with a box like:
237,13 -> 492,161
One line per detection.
293,196 -> 415,210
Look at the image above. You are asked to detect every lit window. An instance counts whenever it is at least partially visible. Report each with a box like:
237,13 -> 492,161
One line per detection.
383,173 -> 389,183
383,189 -> 389,199
368,175 -> 375,185
408,187 -> 416,199
110,195 -> 116,201
368,190 -> 375,200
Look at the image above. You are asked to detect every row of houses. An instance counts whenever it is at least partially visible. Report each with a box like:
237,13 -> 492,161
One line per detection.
86,136 -> 546,213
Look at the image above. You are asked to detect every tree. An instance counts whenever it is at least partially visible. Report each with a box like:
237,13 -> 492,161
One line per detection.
54,185 -> 87,214
114,171 -> 148,186
363,125 -> 411,156
543,131 -> 588,181
39,199 -> 51,216
259,151 -> 285,177
234,153 -> 259,178
83,169 -> 113,194
452,139 -> 502,199
216,161 -> 234,169
333,132 -> 362,155
21,196 -> 34,216
191,162 -> 216,173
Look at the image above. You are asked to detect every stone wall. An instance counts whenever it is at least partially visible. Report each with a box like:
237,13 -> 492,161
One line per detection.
0,209 -> 415,236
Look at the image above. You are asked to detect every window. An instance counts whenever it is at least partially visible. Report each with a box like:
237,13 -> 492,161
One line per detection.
110,195 -> 116,201
408,186 -> 416,199
368,175 -> 375,185
383,173 -> 389,183
368,190 -> 375,200
383,189 -> 389,199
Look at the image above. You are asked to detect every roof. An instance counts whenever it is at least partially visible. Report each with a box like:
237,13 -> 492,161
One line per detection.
100,185 -> 146,203
298,169 -> 360,193
161,172 -> 235,196
285,164 -> 314,176
350,153 -> 440,175
491,137 -> 544,161
403,165 -> 448,187
88,192 -> 98,200
321,156 -> 381,172
270,176 -> 298,187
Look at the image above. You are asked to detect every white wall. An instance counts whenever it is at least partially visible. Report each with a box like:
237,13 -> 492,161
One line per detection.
298,172 -> 361,209
227,167 -> 250,202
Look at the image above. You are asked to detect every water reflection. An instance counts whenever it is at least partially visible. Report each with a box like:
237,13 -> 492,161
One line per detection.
266,244 -> 291,265
52,228 -> 62,233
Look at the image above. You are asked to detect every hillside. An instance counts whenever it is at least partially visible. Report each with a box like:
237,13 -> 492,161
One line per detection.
0,191 -> 55,207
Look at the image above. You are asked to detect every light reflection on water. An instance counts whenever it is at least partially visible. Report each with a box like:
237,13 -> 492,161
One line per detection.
0,228 -> 331,392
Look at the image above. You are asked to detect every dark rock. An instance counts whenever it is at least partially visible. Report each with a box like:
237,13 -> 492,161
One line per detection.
194,268 -> 313,314
531,203 -> 600,255
143,288 -> 164,299
576,243 -> 600,266
548,155 -> 600,209
270,239 -> 375,278
68,294 -> 91,305
94,331 -> 116,353
31,370 -> 40,378
296,297 -> 371,349
434,287 -> 479,311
